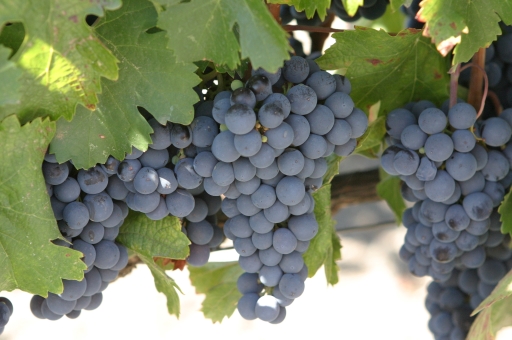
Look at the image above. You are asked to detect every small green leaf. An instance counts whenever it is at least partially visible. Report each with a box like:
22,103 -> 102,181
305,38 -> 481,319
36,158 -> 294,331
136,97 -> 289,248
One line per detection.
376,175 -> 405,225
268,0 -> 331,19
303,184 -> 340,284
390,0 -> 409,12
472,270 -> 512,316
468,295 -> 512,340
323,154 -> 343,185
0,0 -> 121,123
0,115 -> 86,296
50,0 -> 201,169
419,0 -> 512,66
117,211 -> 190,260
0,22 -> 25,56
499,190 -> 512,235
0,46 -> 21,108
317,27 -> 450,116
355,116 -> 386,154
157,0 -> 291,72
139,254 -> 182,317
189,262 -> 244,323
342,0 -> 363,16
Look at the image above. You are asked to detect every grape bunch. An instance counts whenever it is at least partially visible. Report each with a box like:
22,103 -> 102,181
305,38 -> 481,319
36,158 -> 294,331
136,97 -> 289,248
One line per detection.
382,100 -> 512,281
34,157 -> 131,320
0,297 -> 13,335
36,55 -> 367,324
425,241 -> 512,340
192,56 -> 367,323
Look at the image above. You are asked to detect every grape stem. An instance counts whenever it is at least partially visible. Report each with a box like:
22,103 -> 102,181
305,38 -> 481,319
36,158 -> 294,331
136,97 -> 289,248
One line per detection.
449,64 -> 460,109
460,62 -> 488,119
487,90 -> 503,114
466,48 -> 487,117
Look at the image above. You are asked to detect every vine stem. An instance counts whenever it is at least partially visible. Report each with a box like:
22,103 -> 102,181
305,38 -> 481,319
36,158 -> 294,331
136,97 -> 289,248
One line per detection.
467,48 -> 486,114
487,90 -> 503,114
449,64 -> 460,108
267,4 -> 281,24
460,62 -> 489,119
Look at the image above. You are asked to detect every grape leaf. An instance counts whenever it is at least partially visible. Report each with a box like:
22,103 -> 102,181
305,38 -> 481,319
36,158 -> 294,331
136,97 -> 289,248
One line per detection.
342,0 -> 363,16
117,211 -> 190,260
355,116 -> 386,157
468,296 -> 512,340
188,262 -> 244,323
472,270 -> 512,316
0,115 -> 86,296
324,154 -> 343,185
0,0 -> 121,123
303,184 -> 340,285
390,0 -> 409,12
498,190 -> 512,235
157,0 -> 291,72
376,175 -> 405,225
268,0 -> 331,19
49,0 -> 201,169
317,27 -> 450,116
0,46 -> 21,108
138,254 -> 182,317
0,22 -> 25,56
419,0 -> 512,66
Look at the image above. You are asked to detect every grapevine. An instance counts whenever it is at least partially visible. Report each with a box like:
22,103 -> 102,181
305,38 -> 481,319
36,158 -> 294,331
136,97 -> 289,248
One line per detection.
2,0 -> 512,339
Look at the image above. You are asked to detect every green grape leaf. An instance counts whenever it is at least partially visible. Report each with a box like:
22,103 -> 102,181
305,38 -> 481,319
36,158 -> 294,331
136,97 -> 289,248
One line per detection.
499,190 -> 512,235
390,0 -> 409,12
268,0 -> 331,19
317,27 -> 450,116
376,175 -> 405,225
468,296 -> 512,340
117,211 -> 190,260
0,0 -> 121,123
355,116 -> 386,156
0,22 -> 25,57
473,270 -> 512,316
157,0 -> 291,72
0,115 -> 86,296
139,254 -> 182,316
342,0 -> 363,16
49,0 -> 201,169
189,262 -> 244,323
323,154 -> 343,185
303,184 -> 340,285
0,46 -> 21,108
419,0 -> 512,66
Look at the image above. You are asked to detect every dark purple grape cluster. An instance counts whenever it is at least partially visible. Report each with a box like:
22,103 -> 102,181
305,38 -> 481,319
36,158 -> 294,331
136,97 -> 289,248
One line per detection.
425,242 -> 512,340
40,56 -> 367,324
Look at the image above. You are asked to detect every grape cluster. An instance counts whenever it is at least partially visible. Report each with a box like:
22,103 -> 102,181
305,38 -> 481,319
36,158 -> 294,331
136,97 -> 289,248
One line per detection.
195,56 -> 366,323
425,243 -> 512,340
38,56 -> 366,324
381,100 -> 512,338
0,297 -> 13,335
34,157 -> 131,320
382,100 -> 512,281
280,0 -> 389,27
